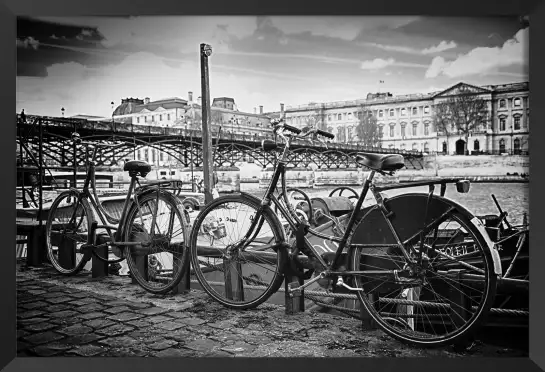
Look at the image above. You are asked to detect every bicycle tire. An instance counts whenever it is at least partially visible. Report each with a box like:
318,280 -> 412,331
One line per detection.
122,190 -> 190,295
347,193 -> 498,347
189,193 -> 288,309
45,189 -> 93,275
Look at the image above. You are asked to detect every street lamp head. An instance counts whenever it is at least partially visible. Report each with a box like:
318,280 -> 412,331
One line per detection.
202,44 -> 213,57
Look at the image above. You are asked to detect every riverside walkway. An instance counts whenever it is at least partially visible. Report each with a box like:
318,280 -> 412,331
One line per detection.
16,261 -> 527,358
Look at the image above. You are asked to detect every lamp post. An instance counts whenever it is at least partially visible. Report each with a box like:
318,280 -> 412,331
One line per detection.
200,43 -> 214,203
61,107 -> 65,118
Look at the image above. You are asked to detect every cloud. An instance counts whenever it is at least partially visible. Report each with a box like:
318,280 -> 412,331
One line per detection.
421,40 -> 457,54
425,28 -> 528,78
360,58 -> 395,70
16,37 -> 39,50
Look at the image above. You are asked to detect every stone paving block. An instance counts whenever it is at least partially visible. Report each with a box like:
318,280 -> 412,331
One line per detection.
20,301 -> 50,310
56,325 -> 94,336
125,319 -> 152,328
103,306 -> 132,315
17,317 -> 50,326
66,292 -> 94,299
220,342 -> 258,354
153,348 -> 198,357
126,302 -> 153,310
98,336 -> 139,348
32,342 -> 73,357
156,321 -> 186,331
77,311 -> 107,320
106,312 -> 144,322
41,292 -> 69,299
63,333 -> 105,345
178,317 -> 207,326
23,322 -> 58,333
44,296 -> 74,304
76,303 -> 106,313
48,310 -> 80,319
43,304 -> 72,312
84,318 -> 116,329
148,339 -> 179,351
146,315 -> 172,324
96,324 -> 135,337
17,310 -> 46,319
135,307 -> 169,316
165,311 -> 189,319
66,344 -> 106,357
22,331 -> 65,345
203,350 -> 234,357
184,339 -> 221,353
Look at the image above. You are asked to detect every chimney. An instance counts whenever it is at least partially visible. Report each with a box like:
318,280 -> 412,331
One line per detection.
197,96 -> 202,105
280,103 -> 284,113
259,105 -> 263,115
188,91 -> 193,102
144,97 -> 150,105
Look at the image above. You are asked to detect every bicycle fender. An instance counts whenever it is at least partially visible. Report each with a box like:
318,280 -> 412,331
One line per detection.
351,193 -> 502,275
468,216 -> 502,275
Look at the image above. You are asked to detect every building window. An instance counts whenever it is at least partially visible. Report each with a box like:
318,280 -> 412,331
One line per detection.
424,123 -> 429,136
424,106 -> 430,114
338,114 -> 342,121
144,116 -> 147,123
136,117 -> 140,124
357,111 -> 362,119
499,139 -> 506,153
401,108 -> 406,116
474,140 -> 480,152
159,114 -> 163,121
424,142 -> 429,153
144,149 -> 149,160
412,143 -> 418,150
442,141 -> 447,154
389,144 -> 394,149
151,115 -> 155,123
500,117 -> 506,131
379,110 -> 384,118
328,115 -> 332,121
337,127 -> 344,142
499,99 -> 506,108
389,124 -> 395,137
151,149 -> 156,162
348,113 -> 352,120
347,127 -> 353,141
514,138 -> 521,154
400,124 -> 406,138
412,107 -> 418,116
137,150 -> 141,160
514,98 -> 521,107
159,152 -> 164,162
379,125 -> 384,138
412,123 -> 417,136
389,109 -> 395,117
514,116 -> 521,130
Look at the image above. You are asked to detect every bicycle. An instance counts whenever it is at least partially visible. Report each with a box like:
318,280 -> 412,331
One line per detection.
45,133 -> 190,294
188,118 -> 502,347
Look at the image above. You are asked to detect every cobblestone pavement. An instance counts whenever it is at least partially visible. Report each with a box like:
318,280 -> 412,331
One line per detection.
16,263 -> 527,358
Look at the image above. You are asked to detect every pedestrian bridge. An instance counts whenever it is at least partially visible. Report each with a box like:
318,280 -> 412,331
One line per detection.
16,114 -> 424,169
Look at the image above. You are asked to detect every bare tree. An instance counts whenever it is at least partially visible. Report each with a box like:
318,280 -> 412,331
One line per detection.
433,91 -> 489,155
355,105 -> 382,148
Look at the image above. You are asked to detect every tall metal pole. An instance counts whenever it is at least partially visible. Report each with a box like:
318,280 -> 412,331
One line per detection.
200,43 -> 214,204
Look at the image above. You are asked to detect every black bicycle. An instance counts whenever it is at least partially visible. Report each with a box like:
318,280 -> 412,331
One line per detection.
188,118 -> 500,347
45,133 -> 190,294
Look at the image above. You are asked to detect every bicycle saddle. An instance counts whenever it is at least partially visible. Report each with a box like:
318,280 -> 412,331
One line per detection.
355,153 -> 405,172
124,160 -> 152,177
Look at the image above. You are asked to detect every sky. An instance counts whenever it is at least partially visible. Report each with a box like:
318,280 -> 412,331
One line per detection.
16,16 -> 529,118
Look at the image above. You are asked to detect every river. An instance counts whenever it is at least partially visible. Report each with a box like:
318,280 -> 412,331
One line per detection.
239,182 -> 529,225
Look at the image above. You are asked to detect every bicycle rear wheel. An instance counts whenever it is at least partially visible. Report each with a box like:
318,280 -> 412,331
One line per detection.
189,194 -> 287,309
45,190 -> 92,275
122,191 -> 190,295
348,193 -> 497,347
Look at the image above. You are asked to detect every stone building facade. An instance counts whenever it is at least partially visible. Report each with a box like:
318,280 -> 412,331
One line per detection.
278,81 -> 529,155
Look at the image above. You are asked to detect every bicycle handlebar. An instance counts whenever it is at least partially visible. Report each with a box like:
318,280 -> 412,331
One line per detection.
270,118 -> 335,140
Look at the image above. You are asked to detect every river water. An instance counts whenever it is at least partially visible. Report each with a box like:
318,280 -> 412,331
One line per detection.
240,182 -> 529,225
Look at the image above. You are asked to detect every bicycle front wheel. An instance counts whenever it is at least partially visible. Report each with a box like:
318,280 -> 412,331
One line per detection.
189,194 -> 287,309
348,193 -> 498,347
122,191 -> 190,295
45,189 -> 92,275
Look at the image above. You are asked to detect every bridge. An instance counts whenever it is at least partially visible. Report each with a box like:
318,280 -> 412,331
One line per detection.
16,114 -> 424,170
